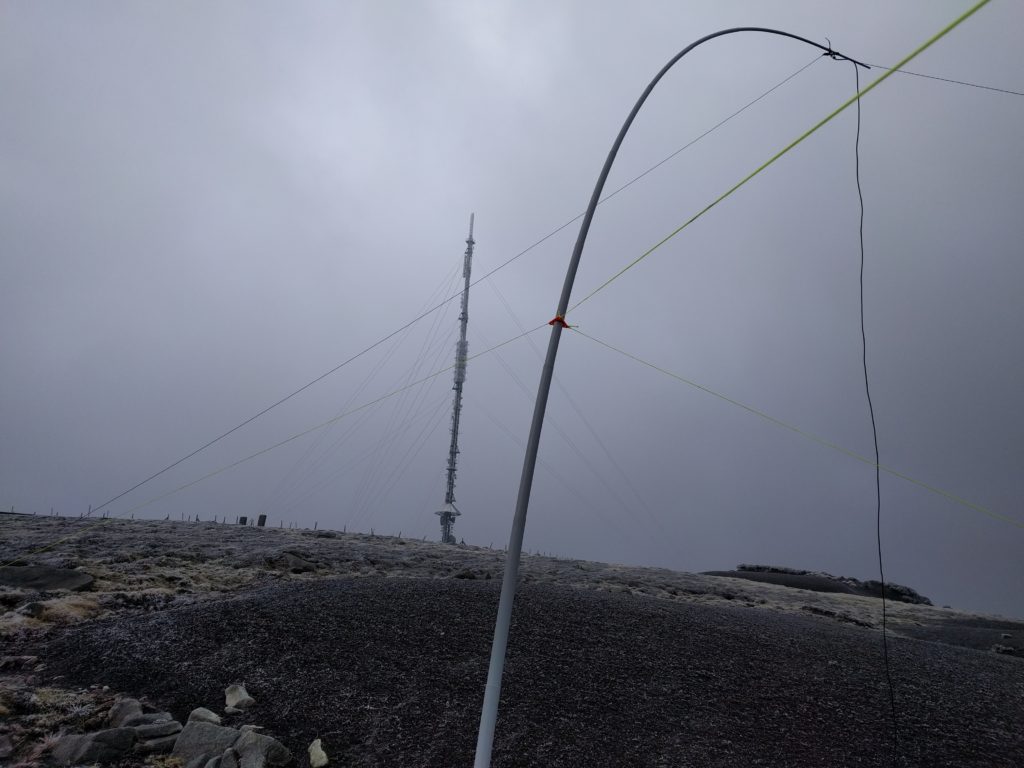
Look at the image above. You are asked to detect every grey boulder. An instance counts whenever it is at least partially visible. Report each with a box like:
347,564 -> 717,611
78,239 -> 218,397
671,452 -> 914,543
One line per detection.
51,727 -> 137,765
108,697 -> 144,727
189,706 -> 223,725
124,710 -> 176,727
171,721 -> 290,768
135,719 -> 183,739
234,729 -> 291,768
269,551 -> 317,573
135,733 -> 181,754
0,564 -> 94,591
172,721 -> 243,768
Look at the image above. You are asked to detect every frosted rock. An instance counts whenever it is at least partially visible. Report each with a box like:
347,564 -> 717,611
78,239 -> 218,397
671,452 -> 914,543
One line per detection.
234,729 -> 291,767
309,737 -> 329,767
52,728 -> 137,764
108,697 -> 144,727
225,683 -> 256,710
190,706 -> 223,725
172,721 -> 241,768
134,719 -> 183,739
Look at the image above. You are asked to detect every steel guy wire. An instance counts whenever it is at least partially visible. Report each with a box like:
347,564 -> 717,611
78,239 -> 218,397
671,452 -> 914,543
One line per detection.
261,260 -> 463,519
568,327 -> 1022,530
486,278 -> 674,546
473,323 -> 658,550
866,63 -> 1024,97
1,325 -> 547,568
83,59 -> 824,519
464,390 -> 642,548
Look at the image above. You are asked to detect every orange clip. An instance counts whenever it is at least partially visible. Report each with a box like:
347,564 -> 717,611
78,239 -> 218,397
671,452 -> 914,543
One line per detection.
548,315 -> 570,328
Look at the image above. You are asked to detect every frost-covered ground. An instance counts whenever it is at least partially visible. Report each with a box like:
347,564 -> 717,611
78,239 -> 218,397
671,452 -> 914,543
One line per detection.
2,514 -> 1022,767
1,513 -> 1015,645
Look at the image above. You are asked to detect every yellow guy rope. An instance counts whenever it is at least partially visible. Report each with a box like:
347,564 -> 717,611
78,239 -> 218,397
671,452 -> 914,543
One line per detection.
568,0 -> 994,315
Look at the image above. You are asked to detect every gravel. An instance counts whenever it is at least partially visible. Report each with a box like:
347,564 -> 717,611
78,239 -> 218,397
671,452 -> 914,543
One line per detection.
34,575 -> 1024,768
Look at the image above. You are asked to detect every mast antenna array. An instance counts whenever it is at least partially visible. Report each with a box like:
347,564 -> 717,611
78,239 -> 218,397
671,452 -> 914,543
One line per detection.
436,214 -> 475,544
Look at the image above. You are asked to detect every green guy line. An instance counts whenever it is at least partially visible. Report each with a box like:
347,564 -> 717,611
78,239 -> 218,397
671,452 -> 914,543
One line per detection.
569,0 -> 993,314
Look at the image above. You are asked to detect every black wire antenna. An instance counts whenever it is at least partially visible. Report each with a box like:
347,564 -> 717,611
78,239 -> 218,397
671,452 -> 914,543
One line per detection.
852,62 -> 900,764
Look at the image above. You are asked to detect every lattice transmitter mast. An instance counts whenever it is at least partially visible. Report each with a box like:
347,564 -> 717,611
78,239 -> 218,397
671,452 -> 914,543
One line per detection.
437,214 -> 475,544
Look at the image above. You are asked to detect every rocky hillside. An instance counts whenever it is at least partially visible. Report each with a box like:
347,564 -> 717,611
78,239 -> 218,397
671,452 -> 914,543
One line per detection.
1,515 -> 1022,767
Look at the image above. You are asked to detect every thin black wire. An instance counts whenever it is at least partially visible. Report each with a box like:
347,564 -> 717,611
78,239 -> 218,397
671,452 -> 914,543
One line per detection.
599,56 -> 821,206
867,63 -> 1024,97
465,57 -> 823,301
85,57 -> 822,519
854,62 -> 899,763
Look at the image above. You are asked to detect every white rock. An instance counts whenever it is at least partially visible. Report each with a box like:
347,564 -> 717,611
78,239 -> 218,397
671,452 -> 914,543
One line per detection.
309,738 -> 328,768
224,683 -> 256,710
189,707 -> 222,725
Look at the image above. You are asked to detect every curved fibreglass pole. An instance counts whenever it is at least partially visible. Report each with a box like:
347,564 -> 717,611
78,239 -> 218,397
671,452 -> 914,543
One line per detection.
473,28 -> 867,767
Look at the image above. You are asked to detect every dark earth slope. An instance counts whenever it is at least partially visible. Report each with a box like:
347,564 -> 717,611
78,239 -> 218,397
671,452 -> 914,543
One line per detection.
35,576 -> 1024,768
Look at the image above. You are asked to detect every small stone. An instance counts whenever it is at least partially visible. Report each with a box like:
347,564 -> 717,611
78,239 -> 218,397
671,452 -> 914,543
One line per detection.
240,724 -> 264,732
225,706 -> 243,715
135,719 -> 183,739
108,697 -> 144,727
0,734 -> 13,759
269,551 -> 317,573
225,683 -> 255,710
16,601 -> 46,618
135,733 -> 180,754
309,737 -> 328,768
189,706 -> 222,725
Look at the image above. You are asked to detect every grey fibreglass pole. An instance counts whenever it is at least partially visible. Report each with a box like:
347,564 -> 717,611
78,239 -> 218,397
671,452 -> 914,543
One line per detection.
473,28 -> 867,767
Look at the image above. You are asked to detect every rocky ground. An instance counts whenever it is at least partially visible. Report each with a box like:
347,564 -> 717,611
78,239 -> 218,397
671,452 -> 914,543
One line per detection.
2,513 -> 1022,767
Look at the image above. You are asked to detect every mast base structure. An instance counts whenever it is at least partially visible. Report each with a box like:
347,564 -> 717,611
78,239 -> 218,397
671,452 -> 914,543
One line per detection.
436,502 -> 461,545
437,214 -> 475,544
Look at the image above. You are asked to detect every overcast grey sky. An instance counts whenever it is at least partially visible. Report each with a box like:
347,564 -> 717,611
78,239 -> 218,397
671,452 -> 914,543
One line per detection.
3,1 -> 1022,617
